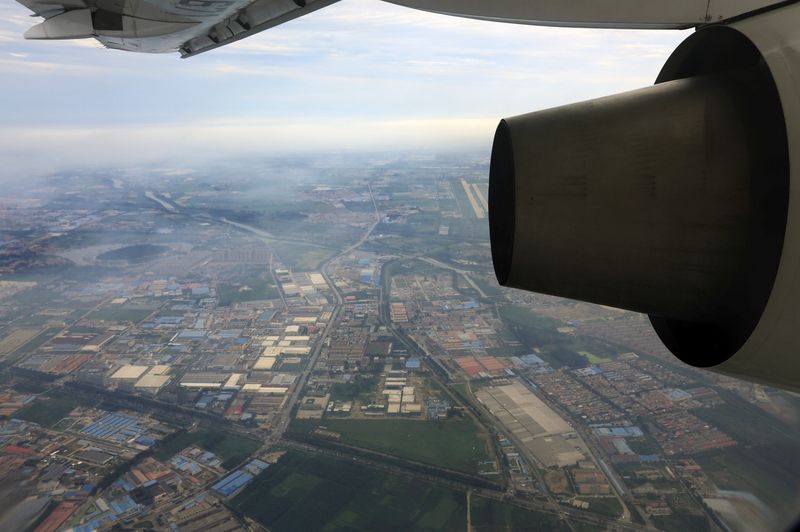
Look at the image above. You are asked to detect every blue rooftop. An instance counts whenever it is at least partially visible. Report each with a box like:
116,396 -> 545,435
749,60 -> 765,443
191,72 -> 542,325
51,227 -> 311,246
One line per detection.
520,354 -> 545,366
135,436 -> 156,447
211,470 -> 254,496
109,495 -> 139,516
405,357 -> 421,369
177,329 -> 207,339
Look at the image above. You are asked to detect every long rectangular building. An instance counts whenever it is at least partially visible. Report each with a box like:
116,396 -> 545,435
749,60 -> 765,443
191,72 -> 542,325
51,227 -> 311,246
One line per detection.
476,380 -> 589,468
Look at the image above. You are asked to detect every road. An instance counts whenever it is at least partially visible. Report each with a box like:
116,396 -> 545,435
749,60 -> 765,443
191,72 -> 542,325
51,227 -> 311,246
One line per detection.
136,185 -> 644,529
216,217 -> 334,250
139,183 -> 382,451
380,252 -> 643,528
145,190 -> 178,212
262,183 -> 382,447
467,489 -> 473,532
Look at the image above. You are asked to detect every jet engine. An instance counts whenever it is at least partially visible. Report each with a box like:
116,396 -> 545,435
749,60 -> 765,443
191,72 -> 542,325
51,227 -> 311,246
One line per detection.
488,5 -> 800,391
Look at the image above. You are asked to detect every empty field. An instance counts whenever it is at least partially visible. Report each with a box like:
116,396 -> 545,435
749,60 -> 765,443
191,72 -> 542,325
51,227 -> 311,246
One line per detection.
217,277 -> 279,306
266,240 -> 336,271
291,417 -> 490,474
0,329 -> 41,355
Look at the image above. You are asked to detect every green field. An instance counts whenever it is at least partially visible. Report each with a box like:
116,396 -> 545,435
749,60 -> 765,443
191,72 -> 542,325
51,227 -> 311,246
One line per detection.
499,305 -> 618,368
329,375 -> 379,402
86,308 -> 153,323
153,429 -> 259,469
13,391 -> 81,427
575,497 -> 623,518
97,244 -> 170,262
578,351 -> 610,364
570,521 -> 607,532
291,417 -> 490,474
277,361 -> 305,372
470,496 -> 569,531
450,382 -> 470,399
651,513 -> 709,532
233,451 -> 567,532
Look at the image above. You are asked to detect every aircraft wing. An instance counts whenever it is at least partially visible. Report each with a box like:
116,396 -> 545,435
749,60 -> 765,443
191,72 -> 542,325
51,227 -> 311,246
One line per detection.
13,0 -> 786,56
382,0 -> 784,29
178,0 -> 339,58
15,0 -> 340,55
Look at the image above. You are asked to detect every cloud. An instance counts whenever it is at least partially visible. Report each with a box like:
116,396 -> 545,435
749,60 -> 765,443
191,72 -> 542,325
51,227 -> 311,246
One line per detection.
0,116 -> 496,179
0,0 -> 690,180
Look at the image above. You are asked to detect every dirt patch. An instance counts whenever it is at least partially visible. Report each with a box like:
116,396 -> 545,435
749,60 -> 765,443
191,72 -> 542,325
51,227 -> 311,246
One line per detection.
545,469 -> 572,494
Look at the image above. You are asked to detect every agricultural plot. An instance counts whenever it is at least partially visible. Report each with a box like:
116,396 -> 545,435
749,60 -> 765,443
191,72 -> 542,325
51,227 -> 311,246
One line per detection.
13,392 -> 81,427
233,451 -> 564,532
291,417 -> 490,474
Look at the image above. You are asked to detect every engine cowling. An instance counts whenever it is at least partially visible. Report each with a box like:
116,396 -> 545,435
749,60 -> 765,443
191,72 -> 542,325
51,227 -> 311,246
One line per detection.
488,4 -> 800,391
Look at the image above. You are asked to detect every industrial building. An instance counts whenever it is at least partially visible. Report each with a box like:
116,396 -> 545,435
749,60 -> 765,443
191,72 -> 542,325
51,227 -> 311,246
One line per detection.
211,470 -> 253,497
476,381 -> 589,467
80,413 -> 149,444
211,459 -> 271,496
180,373 -> 230,389
253,357 -> 277,370
110,365 -> 148,381
133,374 -> 171,395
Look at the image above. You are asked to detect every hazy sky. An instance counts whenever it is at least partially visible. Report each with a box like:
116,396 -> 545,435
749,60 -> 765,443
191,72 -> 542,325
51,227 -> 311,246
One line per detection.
0,0 -> 689,179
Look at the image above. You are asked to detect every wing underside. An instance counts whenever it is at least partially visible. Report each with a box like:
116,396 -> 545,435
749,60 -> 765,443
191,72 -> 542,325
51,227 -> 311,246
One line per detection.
179,0 -> 339,58
14,0 -> 340,54
12,0 -> 787,55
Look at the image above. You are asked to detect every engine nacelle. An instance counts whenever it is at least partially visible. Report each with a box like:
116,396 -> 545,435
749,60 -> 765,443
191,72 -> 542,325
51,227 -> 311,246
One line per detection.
489,4 -> 800,391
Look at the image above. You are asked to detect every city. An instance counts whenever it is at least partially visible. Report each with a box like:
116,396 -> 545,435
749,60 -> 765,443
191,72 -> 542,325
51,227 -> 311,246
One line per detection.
0,154 -> 797,531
